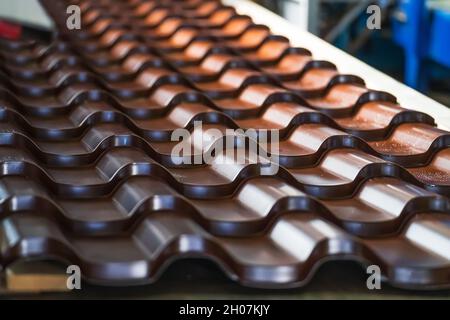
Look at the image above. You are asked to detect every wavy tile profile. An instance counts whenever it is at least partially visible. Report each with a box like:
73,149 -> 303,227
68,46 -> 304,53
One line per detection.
0,0 -> 448,289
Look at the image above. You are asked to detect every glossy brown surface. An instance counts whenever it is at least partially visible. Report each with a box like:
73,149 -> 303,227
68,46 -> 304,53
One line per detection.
0,0 -> 448,289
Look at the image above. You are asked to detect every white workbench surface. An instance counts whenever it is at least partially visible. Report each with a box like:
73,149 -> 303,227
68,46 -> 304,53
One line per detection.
224,0 -> 450,130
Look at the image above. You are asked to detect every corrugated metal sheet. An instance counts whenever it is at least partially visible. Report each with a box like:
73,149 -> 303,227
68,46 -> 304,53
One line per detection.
0,0 -> 448,289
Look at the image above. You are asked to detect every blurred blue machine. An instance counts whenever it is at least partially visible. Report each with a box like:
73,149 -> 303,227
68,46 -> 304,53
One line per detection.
392,0 -> 450,89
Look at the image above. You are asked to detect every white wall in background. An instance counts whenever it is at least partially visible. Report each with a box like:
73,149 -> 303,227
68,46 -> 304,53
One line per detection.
279,0 -> 309,31
0,0 -> 53,28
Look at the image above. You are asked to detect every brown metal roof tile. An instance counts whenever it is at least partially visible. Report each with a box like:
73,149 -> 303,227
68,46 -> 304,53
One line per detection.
0,0 -> 448,289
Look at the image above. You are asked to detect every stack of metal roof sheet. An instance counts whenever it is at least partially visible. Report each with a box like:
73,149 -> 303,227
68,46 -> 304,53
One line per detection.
0,0 -> 448,289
